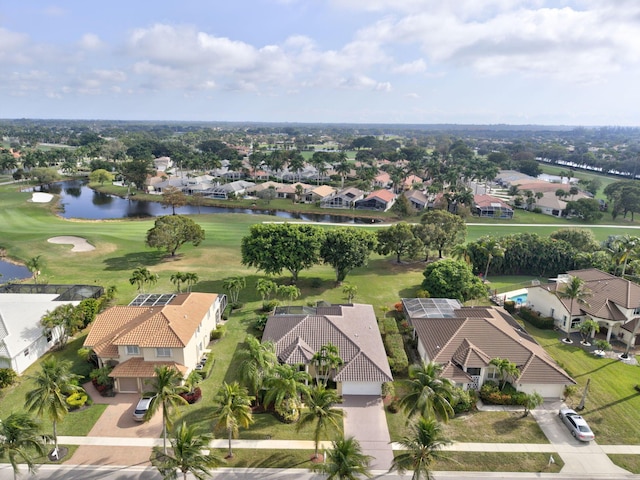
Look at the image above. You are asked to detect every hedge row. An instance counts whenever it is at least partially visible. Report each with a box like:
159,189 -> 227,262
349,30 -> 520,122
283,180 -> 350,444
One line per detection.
518,307 -> 555,330
479,381 -> 528,406
384,333 -> 408,375
382,317 -> 399,335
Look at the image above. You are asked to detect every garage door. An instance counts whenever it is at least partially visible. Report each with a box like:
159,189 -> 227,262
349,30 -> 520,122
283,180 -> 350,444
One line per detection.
518,383 -> 564,399
341,382 -> 381,396
118,377 -> 139,393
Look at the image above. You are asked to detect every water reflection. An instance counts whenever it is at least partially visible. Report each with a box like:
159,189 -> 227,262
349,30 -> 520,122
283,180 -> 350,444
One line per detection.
0,260 -> 31,283
32,180 -> 379,224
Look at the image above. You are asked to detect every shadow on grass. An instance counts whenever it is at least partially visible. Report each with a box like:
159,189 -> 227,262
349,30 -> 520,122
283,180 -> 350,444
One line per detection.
587,391 -> 640,415
222,342 -> 246,385
573,359 -> 618,379
103,251 -> 165,271
230,451 -> 312,469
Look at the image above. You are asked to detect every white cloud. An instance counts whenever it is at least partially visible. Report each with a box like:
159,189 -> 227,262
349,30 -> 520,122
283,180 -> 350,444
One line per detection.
393,59 -> 427,74
78,33 -> 104,50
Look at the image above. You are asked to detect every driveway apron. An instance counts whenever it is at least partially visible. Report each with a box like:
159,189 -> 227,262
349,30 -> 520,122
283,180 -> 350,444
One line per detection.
341,395 -> 393,472
531,401 -> 630,476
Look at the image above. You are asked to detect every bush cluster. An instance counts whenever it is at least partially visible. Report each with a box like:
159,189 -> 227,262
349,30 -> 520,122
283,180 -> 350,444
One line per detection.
453,387 -> 476,414
261,300 -> 278,313
0,368 -> 17,389
180,386 -> 202,404
210,325 -> 226,340
66,391 -> 89,410
479,381 -> 527,406
518,307 -> 555,330
384,333 -> 408,375
382,317 -> 399,335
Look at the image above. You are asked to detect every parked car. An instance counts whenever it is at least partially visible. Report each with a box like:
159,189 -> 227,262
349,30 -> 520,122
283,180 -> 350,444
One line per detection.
559,408 -> 595,442
132,396 -> 153,422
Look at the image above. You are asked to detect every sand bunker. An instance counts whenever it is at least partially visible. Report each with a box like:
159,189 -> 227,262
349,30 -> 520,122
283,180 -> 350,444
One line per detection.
47,236 -> 95,252
31,192 -> 54,203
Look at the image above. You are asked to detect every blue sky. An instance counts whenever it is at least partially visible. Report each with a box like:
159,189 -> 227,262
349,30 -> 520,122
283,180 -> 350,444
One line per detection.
2,0 -> 640,125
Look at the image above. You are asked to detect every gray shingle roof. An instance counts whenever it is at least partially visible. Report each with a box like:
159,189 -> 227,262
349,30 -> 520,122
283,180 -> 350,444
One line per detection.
411,305 -> 574,386
262,304 -> 392,383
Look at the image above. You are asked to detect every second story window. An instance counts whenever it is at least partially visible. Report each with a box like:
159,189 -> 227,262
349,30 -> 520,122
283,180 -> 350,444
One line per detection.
156,347 -> 172,358
126,345 -> 140,355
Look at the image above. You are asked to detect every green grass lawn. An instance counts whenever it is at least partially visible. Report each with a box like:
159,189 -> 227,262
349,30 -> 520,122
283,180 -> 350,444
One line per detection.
212,448 -> 317,468
432,451 -> 564,473
523,321 -> 640,444
609,455 -> 640,474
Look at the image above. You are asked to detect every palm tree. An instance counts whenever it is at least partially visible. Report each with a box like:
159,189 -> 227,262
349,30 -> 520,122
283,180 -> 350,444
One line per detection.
25,358 -> 82,457
0,412 -> 49,480
223,276 -> 246,305
611,235 -> 640,277
170,272 -> 186,293
239,335 -> 277,405
342,283 -> 358,303
523,392 -> 544,417
256,278 -> 278,304
399,361 -> 457,423
297,385 -> 342,460
312,436 -> 372,480
183,272 -> 199,292
143,365 -> 189,455
129,267 -> 158,293
264,363 -> 311,422
311,343 -> 343,387
211,381 -> 254,458
389,416 -> 451,480
489,357 -> 520,390
150,421 -> 223,480
478,237 -> 505,282
277,284 -> 301,304
335,158 -> 351,189
579,318 -> 600,344
557,276 -> 591,342
26,255 -> 43,283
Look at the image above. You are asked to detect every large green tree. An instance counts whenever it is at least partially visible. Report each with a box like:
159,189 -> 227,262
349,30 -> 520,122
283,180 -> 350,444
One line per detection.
40,303 -> 83,348
211,381 -> 254,458
420,210 -> 466,258
150,421 -> 223,480
146,215 -> 205,257
161,186 -> 188,215
0,412 -> 49,480
120,158 -> 154,191
421,259 -> 486,302
239,335 -> 277,405
321,228 -> 377,283
376,222 -> 423,264
241,223 -> 324,283
143,366 -> 189,455
390,416 -> 451,480
399,361 -> 457,423
25,358 -> 82,457
489,357 -> 520,390
297,385 -> 342,460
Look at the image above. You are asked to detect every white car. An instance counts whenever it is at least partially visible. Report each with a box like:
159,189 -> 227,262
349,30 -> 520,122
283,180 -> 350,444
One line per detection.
559,408 -> 595,442
132,396 -> 153,422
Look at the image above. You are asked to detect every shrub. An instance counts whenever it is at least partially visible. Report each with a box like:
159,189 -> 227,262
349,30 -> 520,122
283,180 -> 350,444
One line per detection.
387,398 -> 400,413
210,325 -> 226,340
254,314 -> 269,332
180,386 -> 202,404
394,302 -> 404,313
384,333 -> 408,375
383,317 -> 399,335
66,391 -> 89,410
416,289 -> 430,298
261,300 -> 278,312
503,300 -> 516,314
381,382 -> 395,399
479,381 -> 527,406
453,387 -> 476,414
198,355 -> 215,379
398,319 -> 412,335
518,307 -> 555,330
0,368 -> 17,389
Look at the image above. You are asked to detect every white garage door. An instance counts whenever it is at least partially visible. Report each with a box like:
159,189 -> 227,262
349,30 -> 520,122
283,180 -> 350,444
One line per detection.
518,383 -> 564,399
341,382 -> 381,396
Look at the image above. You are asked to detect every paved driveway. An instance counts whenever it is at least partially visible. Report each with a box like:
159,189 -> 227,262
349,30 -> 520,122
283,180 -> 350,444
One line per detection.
66,383 -> 163,467
531,401 -> 630,475
341,395 -> 393,472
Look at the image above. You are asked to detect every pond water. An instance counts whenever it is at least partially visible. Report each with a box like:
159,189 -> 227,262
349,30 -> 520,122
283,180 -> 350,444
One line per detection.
0,260 -> 31,282
33,180 -> 378,224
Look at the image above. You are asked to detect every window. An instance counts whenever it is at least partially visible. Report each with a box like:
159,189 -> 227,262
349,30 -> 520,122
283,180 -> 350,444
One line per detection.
24,348 -> 29,356
563,315 -> 568,328
126,345 -> 140,355
466,367 -> 481,376
156,347 -> 172,358
46,331 -> 53,343
550,308 -> 555,318
487,368 -> 499,380
571,318 -> 582,329
634,307 -> 640,315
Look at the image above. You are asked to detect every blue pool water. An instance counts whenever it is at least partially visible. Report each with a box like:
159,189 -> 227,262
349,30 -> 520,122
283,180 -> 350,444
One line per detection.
509,293 -> 528,304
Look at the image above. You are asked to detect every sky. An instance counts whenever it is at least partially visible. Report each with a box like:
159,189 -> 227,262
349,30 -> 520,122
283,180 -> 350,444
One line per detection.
2,0 -> 640,125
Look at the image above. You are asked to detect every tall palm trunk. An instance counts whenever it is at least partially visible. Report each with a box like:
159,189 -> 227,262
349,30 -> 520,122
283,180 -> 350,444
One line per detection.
227,427 -> 233,458
52,420 -> 58,452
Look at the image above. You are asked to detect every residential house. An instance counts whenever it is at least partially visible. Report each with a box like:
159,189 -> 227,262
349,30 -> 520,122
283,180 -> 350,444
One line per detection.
262,303 -> 393,395
404,190 -> 429,211
320,187 -> 365,209
474,194 -> 514,219
404,299 -> 575,398
402,175 -> 423,190
373,172 -> 391,189
355,189 -> 396,211
528,269 -> 640,347
303,185 -> 336,204
0,284 -> 103,374
153,156 -> 172,173
276,182 -> 312,200
204,180 -> 255,199
84,292 -> 225,393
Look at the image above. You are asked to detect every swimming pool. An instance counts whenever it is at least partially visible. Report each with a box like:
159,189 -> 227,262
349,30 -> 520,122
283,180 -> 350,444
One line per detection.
508,293 -> 528,304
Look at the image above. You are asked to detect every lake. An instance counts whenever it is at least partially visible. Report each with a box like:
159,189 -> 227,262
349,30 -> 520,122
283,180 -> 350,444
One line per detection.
33,180 -> 379,224
0,260 -> 31,282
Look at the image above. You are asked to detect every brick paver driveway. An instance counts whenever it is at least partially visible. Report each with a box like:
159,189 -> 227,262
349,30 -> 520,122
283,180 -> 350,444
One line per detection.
65,382 -> 163,466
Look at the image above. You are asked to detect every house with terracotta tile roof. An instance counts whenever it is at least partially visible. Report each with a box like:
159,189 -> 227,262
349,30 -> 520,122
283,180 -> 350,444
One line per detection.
262,303 -> 393,396
474,194 -> 514,219
354,189 -> 396,211
528,269 -> 640,348
404,300 -> 574,398
84,292 -> 225,393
